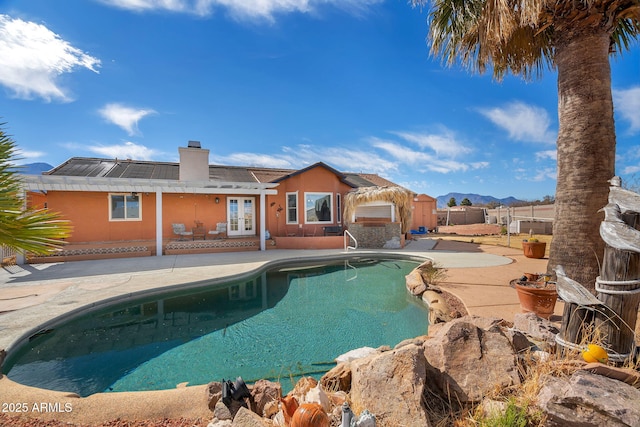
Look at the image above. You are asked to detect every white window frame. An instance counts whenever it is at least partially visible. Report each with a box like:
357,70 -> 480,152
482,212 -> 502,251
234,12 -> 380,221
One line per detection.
336,193 -> 342,223
286,191 -> 298,224
109,193 -> 142,221
304,192 -> 333,224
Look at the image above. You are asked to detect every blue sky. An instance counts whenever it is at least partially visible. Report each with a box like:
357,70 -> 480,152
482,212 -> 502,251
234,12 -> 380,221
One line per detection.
1,0 -> 638,200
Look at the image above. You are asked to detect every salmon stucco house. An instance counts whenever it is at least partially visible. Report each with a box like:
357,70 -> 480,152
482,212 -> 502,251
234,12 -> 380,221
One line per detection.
22,142 -> 437,262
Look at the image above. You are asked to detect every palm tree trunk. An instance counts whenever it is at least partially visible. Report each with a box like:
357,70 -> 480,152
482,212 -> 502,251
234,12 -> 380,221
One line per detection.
548,28 -> 616,290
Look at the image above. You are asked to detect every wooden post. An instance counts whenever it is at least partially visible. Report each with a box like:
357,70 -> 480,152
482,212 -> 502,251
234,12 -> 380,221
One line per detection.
594,212 -> 640,363
557,303 -> 595,356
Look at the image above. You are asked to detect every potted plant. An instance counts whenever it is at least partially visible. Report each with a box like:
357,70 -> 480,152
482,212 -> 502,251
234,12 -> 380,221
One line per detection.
512,276 -> 558,319
522,238 -> 547,259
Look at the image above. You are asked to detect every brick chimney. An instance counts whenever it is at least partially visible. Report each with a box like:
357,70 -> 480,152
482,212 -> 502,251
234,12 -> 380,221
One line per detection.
179,141 -> 210,181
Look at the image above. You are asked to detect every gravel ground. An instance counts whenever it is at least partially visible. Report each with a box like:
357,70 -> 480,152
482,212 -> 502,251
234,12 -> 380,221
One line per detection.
0,415 -> 208,427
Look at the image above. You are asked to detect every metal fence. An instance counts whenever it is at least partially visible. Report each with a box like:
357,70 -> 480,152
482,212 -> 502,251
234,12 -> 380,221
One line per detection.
1,244 -> 16,263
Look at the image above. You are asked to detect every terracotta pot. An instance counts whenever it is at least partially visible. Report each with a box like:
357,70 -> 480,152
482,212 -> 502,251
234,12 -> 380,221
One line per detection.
522,241 -> 546,259
514,282 -> 557,319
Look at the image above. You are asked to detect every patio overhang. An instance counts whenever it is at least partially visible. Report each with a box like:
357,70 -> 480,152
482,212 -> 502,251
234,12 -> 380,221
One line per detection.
20,174 -> 278,195
20,174 -> 279,256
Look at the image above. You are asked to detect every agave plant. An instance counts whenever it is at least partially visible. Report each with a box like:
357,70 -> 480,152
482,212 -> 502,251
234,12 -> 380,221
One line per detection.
0,124 -> 71,255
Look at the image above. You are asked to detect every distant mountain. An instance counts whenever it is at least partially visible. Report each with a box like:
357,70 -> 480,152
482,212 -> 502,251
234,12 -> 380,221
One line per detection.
18,162 -> 54,175
436,193 -> 523,208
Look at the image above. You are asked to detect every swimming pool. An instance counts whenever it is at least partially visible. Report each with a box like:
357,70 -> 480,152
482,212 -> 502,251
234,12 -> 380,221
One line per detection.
3,257 -> 428,396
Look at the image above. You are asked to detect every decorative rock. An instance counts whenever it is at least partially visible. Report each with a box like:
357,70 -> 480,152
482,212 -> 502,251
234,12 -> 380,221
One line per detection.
304,381 -> 331,412
537,370 -> 640,426
263,400 -> 279,418
394,335 -> 429,350
289,377 -> 318,406
513,312 -> 559,349
251,379 -> 281,418
320,363 -> 351,393
207,381 -> 223,411
423,316 -> 520,403
231,406 -> 267,427
208,419 -> 233,427
335,346 -> 378,363
422,289 -> 453,324
580,362 -> 640,387
504,328 -> 535,353
405,269 -> 426,295
214,400 -> 233,421
349,343 -> 430,426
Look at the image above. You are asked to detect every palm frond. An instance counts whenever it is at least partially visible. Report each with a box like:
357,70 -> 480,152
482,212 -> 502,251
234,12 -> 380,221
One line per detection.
0,124 -> 72,255
413,0 -> 638,80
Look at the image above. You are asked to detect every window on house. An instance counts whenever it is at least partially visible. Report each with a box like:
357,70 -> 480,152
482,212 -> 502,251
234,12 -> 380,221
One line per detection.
109,193 -> 141,221
336,193 -> 342,223
286,192 -> 298,224
305,192 -> 332,223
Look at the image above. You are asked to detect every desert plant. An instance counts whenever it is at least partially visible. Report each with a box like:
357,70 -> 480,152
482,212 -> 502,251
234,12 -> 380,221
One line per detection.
420,261 -> 448,285
478,398 -> 529,427
0,124 -> 72,254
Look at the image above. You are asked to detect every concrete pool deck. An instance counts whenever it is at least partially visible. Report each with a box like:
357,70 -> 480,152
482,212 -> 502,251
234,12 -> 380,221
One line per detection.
0,237 -> 561,425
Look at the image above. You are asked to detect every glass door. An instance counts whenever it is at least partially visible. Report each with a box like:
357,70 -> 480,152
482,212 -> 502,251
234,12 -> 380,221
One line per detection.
227,197 -> 255,236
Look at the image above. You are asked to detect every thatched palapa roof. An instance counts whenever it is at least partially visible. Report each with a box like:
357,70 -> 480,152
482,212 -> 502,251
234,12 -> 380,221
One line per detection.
343,186 -> 413,233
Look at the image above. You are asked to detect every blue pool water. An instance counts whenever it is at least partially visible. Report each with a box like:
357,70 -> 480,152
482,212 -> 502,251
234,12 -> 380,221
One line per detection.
3,257 -> 428,396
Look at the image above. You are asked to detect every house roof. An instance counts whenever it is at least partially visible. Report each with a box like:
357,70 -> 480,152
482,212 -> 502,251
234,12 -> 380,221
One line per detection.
44,157 -> 406,190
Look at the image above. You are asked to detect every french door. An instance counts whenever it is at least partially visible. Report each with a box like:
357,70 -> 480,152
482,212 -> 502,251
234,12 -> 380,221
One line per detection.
228,197 -> 255,237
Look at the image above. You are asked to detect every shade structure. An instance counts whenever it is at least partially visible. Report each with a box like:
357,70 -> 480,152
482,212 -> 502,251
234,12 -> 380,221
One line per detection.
343,186 -> 413,233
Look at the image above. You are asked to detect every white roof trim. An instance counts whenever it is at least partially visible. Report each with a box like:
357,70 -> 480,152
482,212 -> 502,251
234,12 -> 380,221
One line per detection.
20,174 -> 279,195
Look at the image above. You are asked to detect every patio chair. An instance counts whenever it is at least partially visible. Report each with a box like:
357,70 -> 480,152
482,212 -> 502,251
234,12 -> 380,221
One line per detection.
172,223 -> 193,241
208,222 -> 227,239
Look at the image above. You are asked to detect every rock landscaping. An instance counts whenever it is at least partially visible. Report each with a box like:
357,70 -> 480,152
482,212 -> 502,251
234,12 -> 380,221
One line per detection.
2,261 -> 639,427
199,314 -> 639,427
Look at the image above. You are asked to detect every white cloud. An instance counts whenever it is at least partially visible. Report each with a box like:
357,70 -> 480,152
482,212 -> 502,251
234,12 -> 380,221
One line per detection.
98,103 -> 157,135
213,143 -> 397,176
88,141 -> 159,160
391,129 -> 472,157
0,15 -> 100,102
470,161 -> 489,169
98,0 -> 197,14
371,138 -> 471,174
623,165 -> 640,175
535,150 -> 557,161
613,86 -> 640,134
98,0 -> 382,20
479,102 -> 556,144
14,149 -> 46,161
531,167 -> 557,182
220,152 -> 294,169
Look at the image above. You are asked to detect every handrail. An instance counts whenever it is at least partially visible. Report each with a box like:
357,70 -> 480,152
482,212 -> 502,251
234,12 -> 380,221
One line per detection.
344,259 -> 358,281
344,230 -> 358,251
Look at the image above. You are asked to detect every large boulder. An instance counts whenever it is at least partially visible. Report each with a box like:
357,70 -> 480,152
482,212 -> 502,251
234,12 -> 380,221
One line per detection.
320,362 -> 352,392
349,343 -> 430,427
512,312 -> 559,349
422,316 -> 520,403
405,268 -> 427,296
250,379 -> 281,418
537,370 -> 640,427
